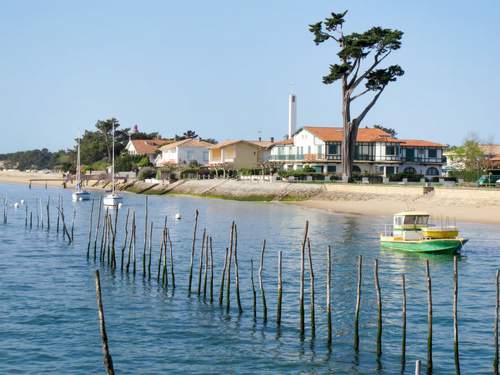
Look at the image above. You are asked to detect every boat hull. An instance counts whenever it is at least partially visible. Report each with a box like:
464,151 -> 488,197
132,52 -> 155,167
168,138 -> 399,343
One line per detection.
103,193 -> 123,207
380,237 -> 467,254
72,191 -> 91,201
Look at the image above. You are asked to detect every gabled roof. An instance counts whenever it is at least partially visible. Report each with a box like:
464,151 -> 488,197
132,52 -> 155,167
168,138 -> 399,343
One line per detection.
209,140 -> 272,149
128,139 -> 172,154
303,126 -> 399,143
159,138 -> 213,151
400,139 -> 446,148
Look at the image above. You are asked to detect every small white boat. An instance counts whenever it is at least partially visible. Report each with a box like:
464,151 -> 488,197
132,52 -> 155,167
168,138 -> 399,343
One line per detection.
103,125 -> 123,207
72,137 -> 91,201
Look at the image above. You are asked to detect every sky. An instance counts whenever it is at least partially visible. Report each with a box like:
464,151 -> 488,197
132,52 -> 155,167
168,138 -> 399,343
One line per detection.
1,0 -> 499,152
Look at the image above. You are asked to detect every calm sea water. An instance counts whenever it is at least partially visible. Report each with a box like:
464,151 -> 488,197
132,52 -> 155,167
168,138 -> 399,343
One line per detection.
1,183 -> 499,374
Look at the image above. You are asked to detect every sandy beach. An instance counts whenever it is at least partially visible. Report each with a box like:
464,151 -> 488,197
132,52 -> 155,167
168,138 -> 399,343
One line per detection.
1,170 -> 499,224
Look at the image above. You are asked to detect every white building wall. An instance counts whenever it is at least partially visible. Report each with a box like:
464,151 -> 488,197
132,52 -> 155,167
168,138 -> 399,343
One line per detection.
177,146 -> 210,165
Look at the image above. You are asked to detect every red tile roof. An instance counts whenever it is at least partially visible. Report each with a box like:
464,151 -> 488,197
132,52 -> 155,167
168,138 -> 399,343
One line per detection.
129,139 -> 172,154
210,140 -> 273,149
399,139 -> 446,148
303,126 -> 399,143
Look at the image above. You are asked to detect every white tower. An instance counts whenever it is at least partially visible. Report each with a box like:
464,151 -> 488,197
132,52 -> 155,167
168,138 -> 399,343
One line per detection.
288,94 -> 297,139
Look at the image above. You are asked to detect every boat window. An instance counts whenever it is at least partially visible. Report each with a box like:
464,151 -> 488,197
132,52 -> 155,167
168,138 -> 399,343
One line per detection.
403,216 -> 416,225
394,216 -> 404,226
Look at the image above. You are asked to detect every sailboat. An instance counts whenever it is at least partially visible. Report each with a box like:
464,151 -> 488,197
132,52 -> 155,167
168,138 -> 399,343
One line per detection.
103,125 -> 123,207
72,137 -> 91,201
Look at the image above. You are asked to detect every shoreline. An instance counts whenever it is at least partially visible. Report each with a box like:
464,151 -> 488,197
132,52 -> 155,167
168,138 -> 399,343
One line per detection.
1,171 -> 499,225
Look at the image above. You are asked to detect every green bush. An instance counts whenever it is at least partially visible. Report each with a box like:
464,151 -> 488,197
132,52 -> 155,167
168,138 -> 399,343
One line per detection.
137,167 -> 156,181
448,170 -> 482,183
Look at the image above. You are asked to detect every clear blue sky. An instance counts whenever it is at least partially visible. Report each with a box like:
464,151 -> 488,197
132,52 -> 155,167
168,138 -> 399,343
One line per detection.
1,0 -> 499,152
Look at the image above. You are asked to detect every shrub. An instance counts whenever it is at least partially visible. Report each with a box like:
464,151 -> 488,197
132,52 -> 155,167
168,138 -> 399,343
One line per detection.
138,167 -> 156,181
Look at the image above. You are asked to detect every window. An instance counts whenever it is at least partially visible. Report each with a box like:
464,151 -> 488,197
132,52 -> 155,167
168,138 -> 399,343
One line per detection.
327,165 -> 336,173
327,144 -> 338,154
203,151 -> 209,162
426,167 -> 439,176
186,151 -> 194,161
403,167 -> 417,175
386,145 -> 396,155
428,149 -> 437,158
317,145 -> 323,155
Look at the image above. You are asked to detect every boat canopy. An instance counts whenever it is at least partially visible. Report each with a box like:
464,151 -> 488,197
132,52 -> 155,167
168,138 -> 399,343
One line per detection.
393,212 -> 430,228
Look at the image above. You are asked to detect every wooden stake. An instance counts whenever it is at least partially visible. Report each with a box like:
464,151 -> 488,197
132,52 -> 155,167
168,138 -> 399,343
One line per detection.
143,196 -> 148,278
46,197 -> 50,232
148,221 -> 153,279
259,239 -> 268,323
299,221 -> 309,339
307,238 -> 316,339
120,209 -> 130,271
198,229 -> 206,296
188,209 -> 199,297
162,227 -> 169,288
71,207 -> 76,243
277,250 -> 283,327
327,245 -> 332,346
157,227 -> 165,283
203,233 -> 209,301
87,199 -> 95,258
402,273 -> 407,366
94,197 -> 103,261
209,237 -> 213,303
374,258 -> 382,357
354,255 -> 362,351
168,228 -> 175,289
415,360 -> 421,375
56,196 -> 60,234
233,224 -> 243,314
111,207 -> 119,269
495,269 -> 499,375
95,270 -> 115,375
453,256 -> 460,375
426,260 -> 433,373
219,247 -> 229,305
251,258 -> 257,320
226,222 -> 234,313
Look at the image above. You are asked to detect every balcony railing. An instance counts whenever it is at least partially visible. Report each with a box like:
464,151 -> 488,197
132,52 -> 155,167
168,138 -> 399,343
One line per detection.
403,157 -> 445,163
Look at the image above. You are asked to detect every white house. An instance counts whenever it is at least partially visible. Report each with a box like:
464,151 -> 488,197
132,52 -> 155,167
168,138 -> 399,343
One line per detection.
269,126 -> 445,177
125,139 -> 172,163
155,138 -> 212,167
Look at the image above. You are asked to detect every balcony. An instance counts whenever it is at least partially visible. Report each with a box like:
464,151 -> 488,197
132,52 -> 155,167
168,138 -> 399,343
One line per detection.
403,157 -> 445,163
270,154 -> 304,161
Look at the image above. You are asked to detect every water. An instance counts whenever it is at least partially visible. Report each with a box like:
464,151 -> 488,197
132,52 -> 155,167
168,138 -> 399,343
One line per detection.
1,183 -> 499,374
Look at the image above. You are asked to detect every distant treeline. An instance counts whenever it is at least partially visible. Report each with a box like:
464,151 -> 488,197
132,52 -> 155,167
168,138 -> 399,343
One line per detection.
0,118 -> 213,172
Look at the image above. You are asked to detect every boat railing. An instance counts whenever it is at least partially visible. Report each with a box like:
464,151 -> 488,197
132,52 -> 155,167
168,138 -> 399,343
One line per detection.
383,224 -> 394,236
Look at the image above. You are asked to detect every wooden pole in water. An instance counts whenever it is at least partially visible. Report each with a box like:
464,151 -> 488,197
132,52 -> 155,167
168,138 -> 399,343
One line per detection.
209,237 -> 213,303
402,273 -> 407,366
56,196 -> 60,234
374,258 -> 382,357
94,197 -> 103,261
162,227 -> 169,288
30,211 -> 33,229
495,269 -> 499,375
46,197 -> 50,231
157,227 -> 165,283
25,203 -> 28,227
168,229 -> 175,288
219,247 -> 229,305
87,199 -> 95,258
307,238 -> 316,339
188,209 -> 199,297
354,255 -> 362,351
100,211 -> 108,262
120,209 -> 130,271
132,212 -> 137,275
299,221 -> 309,339
327,245 -> 332,347
259,239 -> 268,323
95,270 -> 115,375
233,224 -> 243,314
198,229 -> 206,296
426,260 -> 433,373
453,256 -> 461,375
251,258 -> 257,320
143,196 -> 148,278
148,221 -> 153,279
226,222 -> 234,313
71,207 -> 76,243
203,234 -> 209,301
111,207 -> 119,269
277,250 -> 283,327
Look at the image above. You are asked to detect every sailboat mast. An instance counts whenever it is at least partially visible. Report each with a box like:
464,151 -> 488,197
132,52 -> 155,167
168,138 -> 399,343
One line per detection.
76,138 -> 81,190
111,125 -> 115,194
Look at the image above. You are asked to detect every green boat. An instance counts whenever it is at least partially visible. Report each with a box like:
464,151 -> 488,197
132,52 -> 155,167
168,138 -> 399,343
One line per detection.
380,212 -> 468,254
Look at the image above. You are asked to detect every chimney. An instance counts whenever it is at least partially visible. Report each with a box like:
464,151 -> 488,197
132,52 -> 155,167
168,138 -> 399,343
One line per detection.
258,136 -> 262,142
288,94 -> 297,139
271,136 -> 274,143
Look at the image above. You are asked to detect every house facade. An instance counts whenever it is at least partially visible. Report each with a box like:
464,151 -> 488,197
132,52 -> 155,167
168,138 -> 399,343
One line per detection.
125,139 -> 172,163
209,140 -> 274,169
269,126 -> 445,177
155,138 -> 212,167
